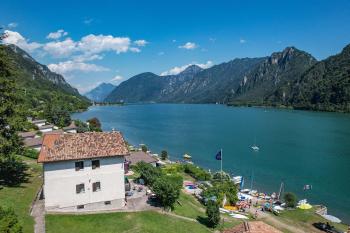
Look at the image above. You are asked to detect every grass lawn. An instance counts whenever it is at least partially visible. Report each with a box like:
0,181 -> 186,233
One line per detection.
277,208 -> 348,232
173,192 -> 205,219
0,156 -> 42,233
46,211 -> 211,233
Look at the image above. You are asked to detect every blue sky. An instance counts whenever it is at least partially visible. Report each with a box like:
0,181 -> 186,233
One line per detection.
1,0 -> 350,93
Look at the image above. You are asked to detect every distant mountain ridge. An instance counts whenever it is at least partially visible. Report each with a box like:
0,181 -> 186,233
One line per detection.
105,44 -> 350,112
85,83 -> 116,102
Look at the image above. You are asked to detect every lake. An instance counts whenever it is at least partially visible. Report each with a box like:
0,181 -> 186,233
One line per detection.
72,104 -> 350,223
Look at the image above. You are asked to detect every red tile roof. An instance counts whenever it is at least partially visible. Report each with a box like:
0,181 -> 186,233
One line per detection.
223,221 -> 282,233
38,132 -> 129,163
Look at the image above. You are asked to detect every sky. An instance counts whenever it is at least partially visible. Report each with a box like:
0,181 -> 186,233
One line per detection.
1,0 -> 350,93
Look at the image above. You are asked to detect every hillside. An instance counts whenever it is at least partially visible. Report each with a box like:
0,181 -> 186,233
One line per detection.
0,44 -> 90,115
230,47 -> 317,104
85,83 -> 115,102
287,44 -> 350,112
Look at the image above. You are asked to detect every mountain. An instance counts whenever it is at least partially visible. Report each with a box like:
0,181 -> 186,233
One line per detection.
0,44 -> 90,113
230,47 -> 317,104
286,44 -> 350,112
105,59 -> 264,103
85,83 -> 116,102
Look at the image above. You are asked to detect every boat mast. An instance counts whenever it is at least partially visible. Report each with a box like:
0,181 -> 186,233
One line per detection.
278,182 -> 284,200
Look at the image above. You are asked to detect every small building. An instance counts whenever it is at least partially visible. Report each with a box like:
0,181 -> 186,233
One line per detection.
38,124 -> 54,133
23,137 -> 43,151
126,151 -> 158,167
63,122 -> 78,134
38,132 -> 129,212
31,119 -> 47,128
18,131 -> 37,139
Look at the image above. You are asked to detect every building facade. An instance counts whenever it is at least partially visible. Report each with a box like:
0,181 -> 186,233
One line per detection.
38,132 -> 129,212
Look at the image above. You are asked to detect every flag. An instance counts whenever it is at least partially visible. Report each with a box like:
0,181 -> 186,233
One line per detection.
215,150 -> 222,160
303,184 -> 312,190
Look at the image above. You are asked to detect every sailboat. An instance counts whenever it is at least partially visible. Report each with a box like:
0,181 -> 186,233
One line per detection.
251,137 -> 260,151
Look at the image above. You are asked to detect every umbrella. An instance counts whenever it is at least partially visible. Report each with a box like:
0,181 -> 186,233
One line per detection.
298,203 -> 312,210
322,214 -> 341,223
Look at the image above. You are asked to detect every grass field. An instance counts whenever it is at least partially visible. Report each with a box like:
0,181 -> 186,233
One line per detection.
173,192 -> 205,219
0,156 -> 42,233
46,211 -> 211,233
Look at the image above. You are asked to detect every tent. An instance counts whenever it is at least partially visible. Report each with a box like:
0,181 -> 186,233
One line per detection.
298,203 -> 312,210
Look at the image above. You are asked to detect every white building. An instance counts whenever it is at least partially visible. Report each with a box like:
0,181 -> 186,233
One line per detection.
63,121 -> 78,134
38,124 -> 54,133
31,119 -> 46,128
38,132 -> 129,212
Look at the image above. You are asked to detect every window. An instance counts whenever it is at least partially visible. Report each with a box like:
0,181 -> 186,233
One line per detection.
76,183 -> 85,194
92,160 -> 100,169
75,161 -> 84,171
104,201 -> 111,205
92,182 -> 101,192
77,205 -> 84,209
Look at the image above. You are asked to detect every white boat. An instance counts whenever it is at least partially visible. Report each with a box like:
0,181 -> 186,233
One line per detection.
229,213 -> 249,219
241,188 -> 251,193
232,176 -> 242,185
251,145 -> 260,151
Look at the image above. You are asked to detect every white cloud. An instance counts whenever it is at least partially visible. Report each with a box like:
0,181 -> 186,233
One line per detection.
239,38 -> 246,44
73,54 -> 104,62
78,34 -> 130,54
7,22 -> 18,28
43,38 -> 77,57
3,30 -> 42,52
178,42 -> 197,50
134,40 -> 148,46
160,61 -> 213,76
46,29 -> 68,39
48,60 -> 109,74
110,75 -> 124,83
129,47 -> 141,53
172,39 -> 177,43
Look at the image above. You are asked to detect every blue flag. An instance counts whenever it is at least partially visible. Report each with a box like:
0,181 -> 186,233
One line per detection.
215,150 -> 222,160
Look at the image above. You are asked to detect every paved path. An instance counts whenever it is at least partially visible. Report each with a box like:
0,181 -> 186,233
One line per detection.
31,188 -> 45,233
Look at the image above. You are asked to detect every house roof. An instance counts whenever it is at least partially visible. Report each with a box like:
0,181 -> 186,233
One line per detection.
32,119 -> 46,124
43,129 -> 64,135
223,221 -> 282,233
126,151 -> 158,165
63,121 -> 78,131
23,137 -> 43,147
38,124 -> 54,129
38,132 -> 129,163
18,131 -> 37,138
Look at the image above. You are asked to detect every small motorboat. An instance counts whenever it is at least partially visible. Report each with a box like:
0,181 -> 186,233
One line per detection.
183,153 -> 192,159
251,145 -> 260,151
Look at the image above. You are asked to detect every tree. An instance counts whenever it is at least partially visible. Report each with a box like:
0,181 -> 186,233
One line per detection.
203,181 -> 238,206
134,161 -> 161,186
87,117 -> 102,132
0,206 -> 22,233
74,120 -> 89,133
284,192 -> 297,208
152,175 -> 182,210
206,200 -> 220,227
160,150 -> 168,160
141,145 -> 148,152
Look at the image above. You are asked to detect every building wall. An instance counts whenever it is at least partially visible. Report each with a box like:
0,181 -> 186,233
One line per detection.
43,156 -> 125,211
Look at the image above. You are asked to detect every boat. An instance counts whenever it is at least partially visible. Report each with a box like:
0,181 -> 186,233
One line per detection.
229,213 -> 249,219
232,176 -> 242,185
251,145 -> 260,151
183,153 -> 192,159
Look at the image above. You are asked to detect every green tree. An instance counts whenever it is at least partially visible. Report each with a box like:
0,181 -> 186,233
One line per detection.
203,181 -> 238,206
74,120 -> 89,133
152,175 -> 182,210
160,150 -> 168,160
0,206 -> 22,233
134,161 -> 161,186
141,145 -> 148,153
87,117 -> 102,132
284,192 -> 297,208
206,200 -> 220,227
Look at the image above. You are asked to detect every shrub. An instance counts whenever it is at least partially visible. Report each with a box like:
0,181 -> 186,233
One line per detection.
284,192 -> 297,208
152,175 -> 182,210
0,206 -> 22,233
183,164 -> 211,181
23,148 -> 39,159
141,145 -> 148,152
134,161 -> 161,185
160,150 -> 168,160
206,200 -> 220,227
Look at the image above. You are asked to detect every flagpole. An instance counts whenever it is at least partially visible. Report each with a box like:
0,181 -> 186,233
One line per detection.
221,148 -> 223,182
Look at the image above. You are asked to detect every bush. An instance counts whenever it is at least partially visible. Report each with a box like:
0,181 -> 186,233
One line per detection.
0,206 -> 22,233
23,148 -> 39,159
141,145 -> 148,152
206,200 -> 220,227
183,164 -> 211,181
0,154 -> 28,186
160,150 -> 168,160
284,192 -> 297,208
152,175 -> 182,210
203,181 -> 238,206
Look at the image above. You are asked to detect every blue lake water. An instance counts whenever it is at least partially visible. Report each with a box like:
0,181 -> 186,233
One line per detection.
72,104 -> 350,223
